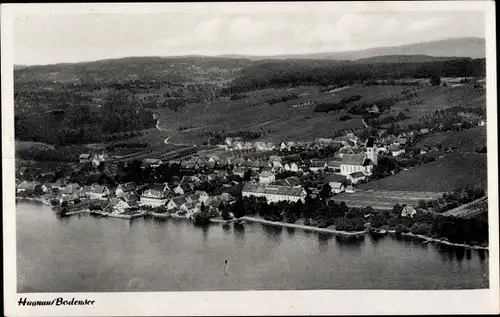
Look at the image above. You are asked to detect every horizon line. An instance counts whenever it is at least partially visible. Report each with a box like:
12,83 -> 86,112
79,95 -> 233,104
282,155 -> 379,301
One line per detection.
15,36 -> 485,67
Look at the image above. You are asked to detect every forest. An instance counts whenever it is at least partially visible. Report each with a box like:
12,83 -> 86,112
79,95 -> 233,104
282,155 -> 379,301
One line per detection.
225,58 -> 486,93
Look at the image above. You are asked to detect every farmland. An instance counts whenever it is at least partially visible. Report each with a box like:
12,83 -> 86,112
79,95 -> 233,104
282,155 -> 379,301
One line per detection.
155,83 -> 485,145
360,152 -> 487,192
415,126 -> 486,152
328,190 -> 445,210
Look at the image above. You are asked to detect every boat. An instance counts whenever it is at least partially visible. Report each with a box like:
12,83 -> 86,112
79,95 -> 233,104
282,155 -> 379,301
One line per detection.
369,227 -> 388,237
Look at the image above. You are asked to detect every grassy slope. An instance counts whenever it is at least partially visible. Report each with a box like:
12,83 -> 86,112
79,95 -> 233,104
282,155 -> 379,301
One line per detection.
414,126 -> 486,152
360,152 -> 487,192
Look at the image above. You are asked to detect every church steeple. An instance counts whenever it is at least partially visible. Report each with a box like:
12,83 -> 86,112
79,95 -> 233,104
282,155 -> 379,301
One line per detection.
365,137 -> 378,166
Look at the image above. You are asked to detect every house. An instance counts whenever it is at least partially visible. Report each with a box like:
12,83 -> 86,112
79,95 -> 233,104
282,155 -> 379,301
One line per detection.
79,153 -> 92,163
327,160 -> 342,173
52,178 -> 67,191
284,162 -> 299,172
78,186 -> 95,200
309,160 -> 328,172
389,144 -> 405,157
141,158 -> 163,169
402,205 -> 417,218
242,183 -> 307,203
16,181 -> 42,195
41,183 -> 54,194
115,182 -> 137,197
105,198 -> 131,214
166,196 -> 187,210
180,201 -> 201,217
92,152 -> 108,167
59,195 -> 75,205
140,183 -> 171,207
259,171 -> 276,184
368,104 -> 379,114
332,136 -> 351,147
194,190 -> 210,202
345,185 -> 355,193
420,128 -> 430,135
337,147 -> 355,158
232,166 -> 247,178
347,172 -> 367,185
397,137 -> 408,146
61,183 -> 81,199
174,183 -> 194,196
478,120 -> 486,127
217,192 -> 235,204
330,182 -> 345,194
89,185 -> 110,200
271,161 -> 284,170
340,154 -> 374,176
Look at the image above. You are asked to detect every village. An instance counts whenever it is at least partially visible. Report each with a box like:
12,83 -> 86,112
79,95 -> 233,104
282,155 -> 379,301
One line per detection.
15,105 -> 487,238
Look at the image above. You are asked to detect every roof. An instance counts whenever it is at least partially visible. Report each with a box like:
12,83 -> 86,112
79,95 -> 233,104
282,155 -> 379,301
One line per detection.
219,192 -> 235,202
389,144 -> 400,152
349,171 -> 366,178
233,166 -> 247,174
170,196 -> 187,206
328,160 -> 342,168
17,181 -> 41,190
330,182 -> 344,189
93,185 -> 108,194
242,183 -> 305,197
260,171 -> 274,177
147,183 -> 169,192
363,158 -> 374,166
341,154 -> 366,166
310,160 -> 327,168
79,153 -> 91,159
117,182 -> 136,192
398,137 -> 408,145
325,174 -> 346,183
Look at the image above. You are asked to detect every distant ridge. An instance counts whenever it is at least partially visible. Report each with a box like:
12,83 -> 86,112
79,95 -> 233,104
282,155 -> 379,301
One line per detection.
218,37 -> 485,61
353,54 -> 466,64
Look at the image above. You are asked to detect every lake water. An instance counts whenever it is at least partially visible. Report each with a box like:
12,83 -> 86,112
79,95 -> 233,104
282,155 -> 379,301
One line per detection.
16,201 -> 489,292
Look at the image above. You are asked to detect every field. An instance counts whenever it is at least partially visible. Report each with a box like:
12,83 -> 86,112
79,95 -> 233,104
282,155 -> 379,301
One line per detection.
360,152 -> 487,192
328,190 -> 446,210
442,197 -> 488,218
414,126 -> 486,152
155,83 -> 486,145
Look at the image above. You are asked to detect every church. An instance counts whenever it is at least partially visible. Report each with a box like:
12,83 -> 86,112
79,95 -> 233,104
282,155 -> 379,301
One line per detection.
339,137 -> 378,176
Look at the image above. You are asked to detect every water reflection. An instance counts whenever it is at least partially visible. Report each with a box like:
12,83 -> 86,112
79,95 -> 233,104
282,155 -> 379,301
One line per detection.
202,225 -> 210,245
318,233 -> 331,253
286,227 -> 296,236
222,223 -> 231,235
477,249 -> 486,261
261,224 -> 283,243
455,247 -> 465,262
466,249 -> 472,260
233,223 -> 245,242
334,235 -> 364,252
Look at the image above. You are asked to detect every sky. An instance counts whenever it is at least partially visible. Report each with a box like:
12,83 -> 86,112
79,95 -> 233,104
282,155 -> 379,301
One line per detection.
13,5 -> 485,65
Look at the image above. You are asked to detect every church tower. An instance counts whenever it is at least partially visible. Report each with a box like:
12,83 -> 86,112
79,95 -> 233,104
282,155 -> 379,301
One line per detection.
365,137 -> 378,165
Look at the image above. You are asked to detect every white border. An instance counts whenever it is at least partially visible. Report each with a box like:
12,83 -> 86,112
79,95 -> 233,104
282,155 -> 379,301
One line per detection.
2,2 -> 499,316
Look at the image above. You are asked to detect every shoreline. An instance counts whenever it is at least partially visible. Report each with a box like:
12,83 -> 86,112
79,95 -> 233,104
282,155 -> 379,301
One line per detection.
17,199 -> 488,249
240,216 -> 367,236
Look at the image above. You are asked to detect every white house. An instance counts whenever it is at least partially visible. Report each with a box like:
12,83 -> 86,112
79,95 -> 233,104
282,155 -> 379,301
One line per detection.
89,185 -> 110,200
79,153 -> 92,163
330,182 -> 345,194
140,183 -> 171,207
309,160 -> 328,172
166,196 -> 187,210
105,198 -> 131,214
347,172 -> 367,185
259,171 -> 276,184
389,144 -> 405,157
340,154 -> 374,176
242,183 -> 307,203
284,162 -> 299,172
402,205 -> 417,218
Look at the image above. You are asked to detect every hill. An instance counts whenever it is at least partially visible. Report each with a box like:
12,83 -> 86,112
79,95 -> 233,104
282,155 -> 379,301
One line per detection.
353,55 -> 462,64
219,37 -> 485,60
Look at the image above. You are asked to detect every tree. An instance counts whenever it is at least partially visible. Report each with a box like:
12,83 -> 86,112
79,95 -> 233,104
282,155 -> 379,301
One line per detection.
243,169 -> 252,181
319,183 -> 332,199
221,205 -> 231,220
232,200 -> 246,218
430,76 -> 441,86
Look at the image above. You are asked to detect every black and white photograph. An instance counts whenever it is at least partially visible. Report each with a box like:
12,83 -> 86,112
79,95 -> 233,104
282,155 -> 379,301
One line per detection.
2,2 -> 499,316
